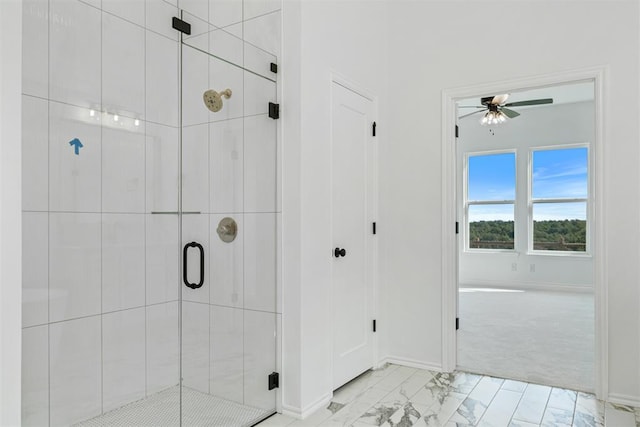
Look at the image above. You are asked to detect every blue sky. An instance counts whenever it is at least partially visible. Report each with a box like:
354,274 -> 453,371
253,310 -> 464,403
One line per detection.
468,148 -> 587,221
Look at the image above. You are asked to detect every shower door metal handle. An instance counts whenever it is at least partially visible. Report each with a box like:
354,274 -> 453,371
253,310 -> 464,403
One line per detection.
183,242 -> 204,289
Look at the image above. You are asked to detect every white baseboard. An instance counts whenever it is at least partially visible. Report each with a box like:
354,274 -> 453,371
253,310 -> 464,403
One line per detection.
608,393 -> 640,408
280,406 -> 302,420
281,392 -> 332,420
381,356 -> 444,372
460,280 -> 593,293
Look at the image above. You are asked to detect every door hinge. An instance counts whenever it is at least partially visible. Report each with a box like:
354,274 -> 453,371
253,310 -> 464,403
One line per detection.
269,102 -> 280,119
373,319 -> 377,332
270,62 -> 278,74
456,317 -> 460,330
268,372 -> 279,390
172,17 -> 191,35
372,222 -> 377,235
372,121 -> 377,137
455,221 -> 459,234
455,124 -> 459,138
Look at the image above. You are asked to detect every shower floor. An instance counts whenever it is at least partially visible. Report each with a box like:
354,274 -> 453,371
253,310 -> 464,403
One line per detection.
75,386 -> 272,427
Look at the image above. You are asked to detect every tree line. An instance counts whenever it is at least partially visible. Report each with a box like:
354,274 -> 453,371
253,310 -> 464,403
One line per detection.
469,219 -> 586,251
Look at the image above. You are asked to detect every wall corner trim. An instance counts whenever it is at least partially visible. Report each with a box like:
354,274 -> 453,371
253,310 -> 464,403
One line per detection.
607,393 -> 640,408
282,392 -> 333,420
381,356 -> 444,373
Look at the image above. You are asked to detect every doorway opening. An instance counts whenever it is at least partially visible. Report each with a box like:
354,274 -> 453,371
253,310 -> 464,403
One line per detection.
441,70 -> 607,399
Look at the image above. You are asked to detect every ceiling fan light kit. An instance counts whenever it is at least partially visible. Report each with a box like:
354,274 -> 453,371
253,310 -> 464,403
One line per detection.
481,110 -> 508,125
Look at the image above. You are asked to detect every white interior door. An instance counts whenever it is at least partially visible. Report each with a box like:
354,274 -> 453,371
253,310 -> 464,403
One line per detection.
331,81 -> 375,390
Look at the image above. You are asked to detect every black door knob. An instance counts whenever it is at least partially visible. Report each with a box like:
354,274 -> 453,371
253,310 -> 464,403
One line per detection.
334,247 -> 346,258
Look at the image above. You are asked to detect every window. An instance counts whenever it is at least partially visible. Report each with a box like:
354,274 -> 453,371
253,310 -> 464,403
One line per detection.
466,152 -> 516,250
530,147 -> 588,252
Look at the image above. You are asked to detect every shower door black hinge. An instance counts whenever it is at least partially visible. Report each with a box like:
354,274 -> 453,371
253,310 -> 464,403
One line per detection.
455,221 -> 459,234
372,121 -> 377,137
270,63 -> 278,74
456,317 -> 460,330
373,319 -> 377,332
268,372 -> 279,390
372,222 -> 377,235
455,125 -> 459,138
269,102 -> 280,119
172,17 -> 191,35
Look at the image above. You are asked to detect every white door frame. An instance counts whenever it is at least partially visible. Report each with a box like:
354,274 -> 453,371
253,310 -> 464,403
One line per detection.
440,67 -> 608,399
329,71 -> 380,386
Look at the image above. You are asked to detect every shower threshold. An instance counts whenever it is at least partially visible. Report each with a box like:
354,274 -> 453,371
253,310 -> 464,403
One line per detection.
74,386 -> 272,427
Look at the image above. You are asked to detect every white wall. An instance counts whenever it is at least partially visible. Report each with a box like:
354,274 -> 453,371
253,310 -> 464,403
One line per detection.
0,0 -> 22,424
280,0 -> 389,416
459,101 -> 594,289
382,0 -> 640,403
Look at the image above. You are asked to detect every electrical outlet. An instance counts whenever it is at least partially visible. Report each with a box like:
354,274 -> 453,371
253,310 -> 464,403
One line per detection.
511,263 -> 517,271
530,264 -> 535,273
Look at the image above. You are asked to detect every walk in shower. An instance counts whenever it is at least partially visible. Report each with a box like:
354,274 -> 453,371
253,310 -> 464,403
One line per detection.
21,1 -> 281,425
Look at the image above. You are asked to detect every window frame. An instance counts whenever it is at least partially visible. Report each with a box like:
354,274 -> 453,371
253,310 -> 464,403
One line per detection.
464,149 -> 517,253
528,143 -> 591,256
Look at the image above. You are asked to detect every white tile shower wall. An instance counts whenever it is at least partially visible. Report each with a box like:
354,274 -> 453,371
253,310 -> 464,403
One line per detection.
49,316 -> 102,426
182,45 -> 210,127
244,213 -> 277,313
209,27 -> 244,69
102,308 -> 146,412
146,214 -> 180,305
209,0 -> 242,32
49,102 -> 102,212
49,212 -> 102,322
102,121 -> 146,213
103,0 -> 145,27
210,118 -> 244,213
146,301 -> 180,395
243,0 -> 280,21
244,41 -> 277,80
22,212 -> 48,328
182,123 -> 210,213
22,0 -> 281,424
102,214 -> 146,312
49,0 -> 101,108
243,10 -> 281,58
21,95 -> 48,212
22,0 -> 48,98
244,310 -> 277,410
210,213 -> 244,308
21,325 -> 49,427
145,122 -> 179,212
182,301 -> 211,394
145,31 -> 179,127
210,305 -> 244,403
209,56 -> 245,121
102,13 -> 145,118
244,114 -> 277,212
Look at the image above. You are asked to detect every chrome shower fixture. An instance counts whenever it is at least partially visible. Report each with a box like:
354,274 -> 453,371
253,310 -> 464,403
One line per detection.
203,88 -> 232,112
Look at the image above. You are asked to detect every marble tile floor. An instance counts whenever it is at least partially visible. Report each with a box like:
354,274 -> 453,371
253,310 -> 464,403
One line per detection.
256,364 -> 640,427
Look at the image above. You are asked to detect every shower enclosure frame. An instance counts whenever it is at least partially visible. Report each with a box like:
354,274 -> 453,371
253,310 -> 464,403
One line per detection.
19,0 -> 281,424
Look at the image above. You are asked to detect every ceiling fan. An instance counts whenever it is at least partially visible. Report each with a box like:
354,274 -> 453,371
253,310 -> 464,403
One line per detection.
459,94 -> 553,125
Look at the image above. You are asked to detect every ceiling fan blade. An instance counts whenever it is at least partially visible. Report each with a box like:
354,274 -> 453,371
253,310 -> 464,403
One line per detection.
504,98 -> 553,107
458,106 -> 485,108
491,94 -> 510,105
459,110 -> 485,119
501,107 -> 520,118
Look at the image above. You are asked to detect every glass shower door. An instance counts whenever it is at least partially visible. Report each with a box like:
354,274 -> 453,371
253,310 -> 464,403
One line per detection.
179,9 -> 278,426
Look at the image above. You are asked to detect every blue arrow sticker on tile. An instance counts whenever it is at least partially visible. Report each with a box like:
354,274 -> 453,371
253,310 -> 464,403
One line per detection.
69,138 -> 83,155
